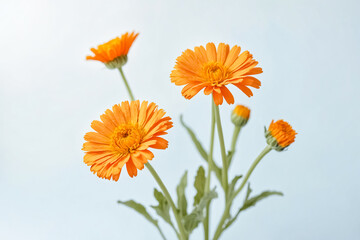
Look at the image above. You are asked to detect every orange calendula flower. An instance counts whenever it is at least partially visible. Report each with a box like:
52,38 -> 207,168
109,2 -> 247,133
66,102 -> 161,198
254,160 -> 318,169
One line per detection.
82,100 -> 173,181
170,43 -> 262,105
86,32 -> 139,69
265,120 -> 297,151
231,105 -> 250,127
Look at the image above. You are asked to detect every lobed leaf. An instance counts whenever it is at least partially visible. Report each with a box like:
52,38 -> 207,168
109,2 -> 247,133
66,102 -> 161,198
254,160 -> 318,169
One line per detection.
151,188 -> 172,225
184,189 -> 218,233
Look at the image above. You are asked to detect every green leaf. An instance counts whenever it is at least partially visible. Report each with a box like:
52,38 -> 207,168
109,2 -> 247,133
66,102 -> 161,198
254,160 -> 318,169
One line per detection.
227,175 -> 243,200
223,183 -> 283,231
184,189 -> 218,233
180,115 -> 208,160
240,184 -> 283,212
151,189 -> 172,225
193,166 -> 205,206
176,171 -> 188,217
180,115 -> 224,188
118,200 -> 158,226
118,200 -> 166,239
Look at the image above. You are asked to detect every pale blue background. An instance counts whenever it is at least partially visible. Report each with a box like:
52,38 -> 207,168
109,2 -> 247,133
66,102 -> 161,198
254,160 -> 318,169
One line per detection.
1,0 -> 359,239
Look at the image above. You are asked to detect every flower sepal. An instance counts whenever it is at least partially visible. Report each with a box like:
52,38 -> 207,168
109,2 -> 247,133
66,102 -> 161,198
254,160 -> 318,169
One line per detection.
264,126 -> 286,151
231,105 -> 250,127
105,55 -> 128,69
264,120 -> 297,152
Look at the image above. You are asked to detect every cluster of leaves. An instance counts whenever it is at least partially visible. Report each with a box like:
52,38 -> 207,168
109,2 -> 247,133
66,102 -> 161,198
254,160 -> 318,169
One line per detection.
118,167 -> 217,239
118,116 -> 283,239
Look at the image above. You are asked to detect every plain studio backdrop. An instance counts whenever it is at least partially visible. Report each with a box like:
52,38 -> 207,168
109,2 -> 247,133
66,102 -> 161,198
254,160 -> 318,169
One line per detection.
1,0 -> 359,239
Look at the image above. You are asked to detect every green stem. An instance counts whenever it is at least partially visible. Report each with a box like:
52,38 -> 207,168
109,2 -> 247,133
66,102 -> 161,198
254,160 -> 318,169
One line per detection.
228,126 -> 241,167
233,145 -> 272,197
118,67 -> 135,101
117,67 -> 177,238
203,100 -> 216,240
212,145 -> 272,240
156,225 -> 167,240
145,163 -> 187,240
212,201 -> 231,240
214,103 -> 228,197
170,223 -> 180,239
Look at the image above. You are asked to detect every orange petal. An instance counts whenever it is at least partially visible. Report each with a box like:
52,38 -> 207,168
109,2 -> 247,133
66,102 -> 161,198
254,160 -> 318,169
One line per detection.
82,142 -> 111,152
217,43 -> 230,64
149,137 -> 169,149
228,51 -> 249,72
212,91 -> 223,105
206,42 -> 217,61
224,45 -> 241,67
220,86 -> 234,104
204,86 -> 213,95
241,76 -> 261,88
91,120 -> 113,137
233,83 -> 253,97
126,159 -> 138,177
84,132 -> 110,144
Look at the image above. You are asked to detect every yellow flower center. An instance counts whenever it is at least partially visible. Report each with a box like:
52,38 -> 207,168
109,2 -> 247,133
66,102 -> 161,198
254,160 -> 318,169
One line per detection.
111,124 -> 143,155
202,62 -> 229,86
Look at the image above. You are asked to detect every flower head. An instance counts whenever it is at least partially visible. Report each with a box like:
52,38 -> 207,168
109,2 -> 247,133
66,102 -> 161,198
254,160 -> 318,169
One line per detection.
86,32 -> 139,69
82,100 -> 173,181
265,120 -> 297,151
231,105 -> 250,127
170,43 -> 262,105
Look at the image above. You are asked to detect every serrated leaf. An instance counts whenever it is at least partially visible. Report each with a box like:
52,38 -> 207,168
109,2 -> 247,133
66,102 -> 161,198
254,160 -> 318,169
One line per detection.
193,166 -> 205,206
176,171 -> 188,217
227,175 -> 243,200
184,189 -> 218,233
118,200 -> 166,239
180,115 -> 208,160
151,188 -> 172,225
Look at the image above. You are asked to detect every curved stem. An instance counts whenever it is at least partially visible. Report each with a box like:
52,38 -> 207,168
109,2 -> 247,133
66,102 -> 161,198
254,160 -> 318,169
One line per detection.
212,145 -> 272,240
214,103 -> 228,197
203,100 -> 216,240
145,163 -> 187,240
118,67 -> 135,101
233,145 -> 272,197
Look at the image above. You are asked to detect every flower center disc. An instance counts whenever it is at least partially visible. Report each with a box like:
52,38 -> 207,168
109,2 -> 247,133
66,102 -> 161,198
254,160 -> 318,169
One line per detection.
202,62 -> 229,86
111,124 -> 142,155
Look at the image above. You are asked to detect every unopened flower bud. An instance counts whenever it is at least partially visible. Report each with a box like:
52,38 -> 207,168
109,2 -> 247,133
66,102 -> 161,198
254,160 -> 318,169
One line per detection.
265,120 -> 297,151
231,105 -> 250,127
